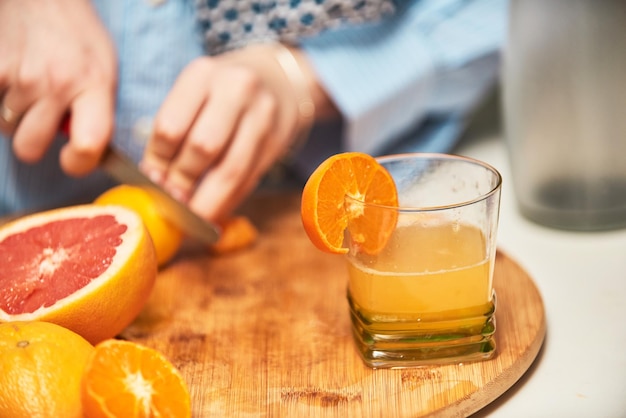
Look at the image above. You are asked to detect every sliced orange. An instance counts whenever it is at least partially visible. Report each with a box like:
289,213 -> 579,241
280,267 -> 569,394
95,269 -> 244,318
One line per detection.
94,185 -> 184,267
82,339 -> 191,418
208,215 -> 259,255
300,152 -> 398,254
0,321 -> 95,418
0,204 -> 158,344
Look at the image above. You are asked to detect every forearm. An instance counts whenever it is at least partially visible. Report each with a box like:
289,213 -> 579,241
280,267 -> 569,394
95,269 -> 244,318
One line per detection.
299,0 -> 508,154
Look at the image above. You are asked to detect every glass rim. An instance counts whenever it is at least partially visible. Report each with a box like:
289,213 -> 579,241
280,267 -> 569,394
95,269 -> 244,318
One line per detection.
346,152 -> 503,212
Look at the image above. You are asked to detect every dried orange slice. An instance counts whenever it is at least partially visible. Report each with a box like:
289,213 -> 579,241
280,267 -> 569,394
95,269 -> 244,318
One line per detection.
300,152 -> 398,254
82,339 -> 191,418
0,204 -> 158,344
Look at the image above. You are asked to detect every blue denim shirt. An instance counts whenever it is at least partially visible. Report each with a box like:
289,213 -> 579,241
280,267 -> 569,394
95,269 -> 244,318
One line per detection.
0,0 -> 507,215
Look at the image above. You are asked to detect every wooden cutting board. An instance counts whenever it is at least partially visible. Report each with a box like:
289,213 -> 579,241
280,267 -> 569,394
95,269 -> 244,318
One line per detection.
121,191 -> 546,417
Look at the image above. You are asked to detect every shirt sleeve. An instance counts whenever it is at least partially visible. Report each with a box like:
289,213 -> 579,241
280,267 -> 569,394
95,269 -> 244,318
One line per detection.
300,0 -> 508,155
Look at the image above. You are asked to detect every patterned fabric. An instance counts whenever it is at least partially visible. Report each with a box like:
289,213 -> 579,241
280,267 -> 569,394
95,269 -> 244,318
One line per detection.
195,0 -> 396,55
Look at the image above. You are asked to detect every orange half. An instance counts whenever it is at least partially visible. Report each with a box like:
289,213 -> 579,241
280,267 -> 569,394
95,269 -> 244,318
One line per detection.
82,339 -> 191,418
300,152 -> 398,254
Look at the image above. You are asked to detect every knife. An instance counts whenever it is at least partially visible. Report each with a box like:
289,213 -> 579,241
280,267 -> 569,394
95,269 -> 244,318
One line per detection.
59,115 -> 220,245
100,145 -> 221,246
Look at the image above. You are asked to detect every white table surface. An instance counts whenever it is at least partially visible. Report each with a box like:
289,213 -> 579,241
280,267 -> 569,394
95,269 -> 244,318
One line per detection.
455,122 -> 626,418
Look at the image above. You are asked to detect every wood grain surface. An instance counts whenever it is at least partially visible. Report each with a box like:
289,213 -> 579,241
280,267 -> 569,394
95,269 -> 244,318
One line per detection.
120,191 -> 546,418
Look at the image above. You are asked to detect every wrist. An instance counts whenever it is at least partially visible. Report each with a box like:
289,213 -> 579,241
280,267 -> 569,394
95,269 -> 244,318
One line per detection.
271,43 -> 316,159
272,45 -> 315,127
278,45 -> 339,121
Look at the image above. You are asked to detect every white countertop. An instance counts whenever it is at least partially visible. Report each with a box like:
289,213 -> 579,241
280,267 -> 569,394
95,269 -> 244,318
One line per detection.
456,125 -> 626,417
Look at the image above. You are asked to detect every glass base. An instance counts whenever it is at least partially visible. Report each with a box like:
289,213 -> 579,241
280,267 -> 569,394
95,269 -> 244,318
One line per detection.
517,178 -> 626,231
349,293 -> 497,369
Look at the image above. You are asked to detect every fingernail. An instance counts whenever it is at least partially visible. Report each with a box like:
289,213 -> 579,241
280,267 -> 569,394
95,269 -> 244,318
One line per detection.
141,164 -> 164,185
167,186 -> 189,203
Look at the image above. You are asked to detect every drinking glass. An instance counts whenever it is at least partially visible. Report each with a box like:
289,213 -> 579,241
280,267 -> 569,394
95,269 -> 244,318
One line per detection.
503,0 -> 626,230
345,153 -> 502,368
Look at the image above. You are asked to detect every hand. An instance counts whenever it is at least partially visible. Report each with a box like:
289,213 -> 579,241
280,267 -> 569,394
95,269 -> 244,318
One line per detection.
141,43 -> 334,222
0,0 -> 117,176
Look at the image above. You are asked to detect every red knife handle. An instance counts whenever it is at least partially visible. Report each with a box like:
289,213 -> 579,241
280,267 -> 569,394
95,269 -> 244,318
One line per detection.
59,114 -> 71,136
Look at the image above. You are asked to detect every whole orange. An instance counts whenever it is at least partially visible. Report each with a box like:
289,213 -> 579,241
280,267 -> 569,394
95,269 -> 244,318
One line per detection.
0,321 -> 95,418
95,184 -> 184,267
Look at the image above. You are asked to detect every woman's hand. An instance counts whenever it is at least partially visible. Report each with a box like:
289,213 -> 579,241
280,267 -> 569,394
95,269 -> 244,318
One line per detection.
0,0 -> 117,176
141,43 -> 334,222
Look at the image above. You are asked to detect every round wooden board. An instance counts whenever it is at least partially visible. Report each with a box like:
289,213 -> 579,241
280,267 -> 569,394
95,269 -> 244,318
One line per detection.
121,192 -> 546,417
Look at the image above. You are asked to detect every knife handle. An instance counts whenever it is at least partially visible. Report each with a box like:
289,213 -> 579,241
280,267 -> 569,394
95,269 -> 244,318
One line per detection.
59,114 -> 71,136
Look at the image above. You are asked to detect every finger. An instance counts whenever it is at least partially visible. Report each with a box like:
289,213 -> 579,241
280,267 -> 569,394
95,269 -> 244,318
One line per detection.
0,49 -> 50,134
141,58 -> 212,182
0,101 -> 23,135
0,59 -> 10,91
0,53 -> 51,140
0,88 -> 34,135
162,77 -> 255,201
59,86 -> 114,176
188,91 -> 278,221
10,98 -> 67,162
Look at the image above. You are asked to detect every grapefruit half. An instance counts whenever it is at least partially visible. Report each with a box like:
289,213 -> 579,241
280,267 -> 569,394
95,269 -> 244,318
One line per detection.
0,204 -> 158,344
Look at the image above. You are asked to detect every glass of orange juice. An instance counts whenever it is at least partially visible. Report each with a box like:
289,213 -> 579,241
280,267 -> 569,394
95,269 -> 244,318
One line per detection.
345,153 -> 502,368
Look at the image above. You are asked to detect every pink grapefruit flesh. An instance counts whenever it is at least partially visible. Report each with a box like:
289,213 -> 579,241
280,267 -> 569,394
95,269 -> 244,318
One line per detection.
1,215 -> 125,315
0,204 -> 158,344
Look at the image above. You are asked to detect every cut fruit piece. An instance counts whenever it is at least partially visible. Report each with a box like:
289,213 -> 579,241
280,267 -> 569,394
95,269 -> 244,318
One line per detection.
209,215 -> 258,255
0,205 -> 158,344
0,321 -> 94,418
82,339 -> 191,418
300,152 -> 399,254
94,185 -> 184,267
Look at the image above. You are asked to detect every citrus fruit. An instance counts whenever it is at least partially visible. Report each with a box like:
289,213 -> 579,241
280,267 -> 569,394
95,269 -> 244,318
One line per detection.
0,204 -> 158,344
209,215 -> 258,255
300,152 -> 399,254
82,339 -> 191,418
0,321 -> 95,418
94,184 -> 184,267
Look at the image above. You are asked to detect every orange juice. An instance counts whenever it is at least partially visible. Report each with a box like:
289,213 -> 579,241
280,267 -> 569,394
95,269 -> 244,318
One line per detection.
347,221 -> 496,366
340,153 -> 502,367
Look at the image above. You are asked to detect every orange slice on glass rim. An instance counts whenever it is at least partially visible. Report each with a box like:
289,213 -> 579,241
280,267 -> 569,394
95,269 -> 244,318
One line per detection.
300,152 -> 398,254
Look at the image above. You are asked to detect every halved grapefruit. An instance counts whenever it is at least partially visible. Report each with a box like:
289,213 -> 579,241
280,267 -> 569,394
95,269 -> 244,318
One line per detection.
0,205 -> 158,344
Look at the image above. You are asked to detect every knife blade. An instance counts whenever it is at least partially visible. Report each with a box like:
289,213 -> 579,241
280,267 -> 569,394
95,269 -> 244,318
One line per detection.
100,146 -> 221,245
